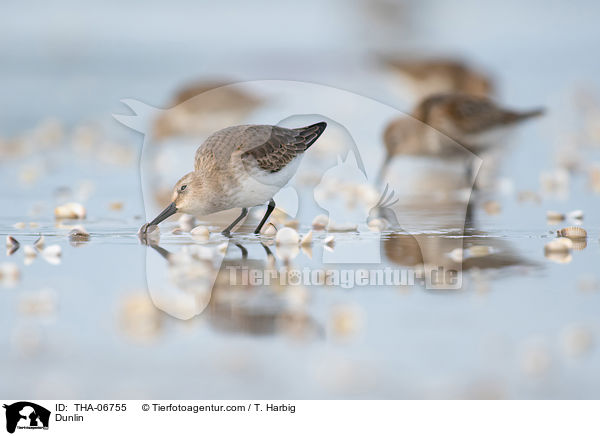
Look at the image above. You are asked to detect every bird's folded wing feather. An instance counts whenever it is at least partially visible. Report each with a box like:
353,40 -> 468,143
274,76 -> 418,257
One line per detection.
240,124 -> 324,173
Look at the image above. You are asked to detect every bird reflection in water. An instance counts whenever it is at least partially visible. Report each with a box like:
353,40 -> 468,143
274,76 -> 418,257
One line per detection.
139,234 -> 322,339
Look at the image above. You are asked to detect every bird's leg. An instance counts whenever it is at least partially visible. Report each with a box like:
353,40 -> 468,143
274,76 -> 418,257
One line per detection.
254,199 -> 275,234
221,208 -> 248,236
233,242 -> 248,259
261,242 -> 274,258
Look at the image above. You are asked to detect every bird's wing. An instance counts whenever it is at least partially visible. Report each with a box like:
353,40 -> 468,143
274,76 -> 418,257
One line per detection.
240,122 -> 326,173
416,94 -> 522,134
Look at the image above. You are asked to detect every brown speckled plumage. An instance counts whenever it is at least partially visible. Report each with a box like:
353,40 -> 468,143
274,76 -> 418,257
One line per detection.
413,93 -> 544,135
242,122 -> 327,173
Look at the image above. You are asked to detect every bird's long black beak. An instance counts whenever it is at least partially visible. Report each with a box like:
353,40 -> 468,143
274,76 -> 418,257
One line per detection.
148,202 -> 177,226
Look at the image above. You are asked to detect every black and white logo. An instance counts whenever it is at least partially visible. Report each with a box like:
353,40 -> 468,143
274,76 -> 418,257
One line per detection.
3,402 -> 50,434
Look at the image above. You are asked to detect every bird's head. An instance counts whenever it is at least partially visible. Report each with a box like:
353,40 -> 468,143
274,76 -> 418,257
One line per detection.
148,172 -> 206,226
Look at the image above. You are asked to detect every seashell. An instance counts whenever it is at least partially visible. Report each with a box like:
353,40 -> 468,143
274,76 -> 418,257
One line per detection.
448,248 -> 464,263
29,222 -> 39,228
368,218 -> 388,232
567,209 -> 583,220
171,227 -> 183,235
483,201 -> 501,215
54,202 -> 86,219
41,244 -> 62,264
327,223 -> 358,232
261,222 -> 277,236
69,226 -> 90,242
569,239 -> 586,251
23,245 -> 37,258
468,245 -> 493,258
0,262 -> 20,286
323,235 -> 335,248
6,236 -> 19,255
557,226 -> 587,239
545,252 -> 572,264
276,244 -> 299,262
544,237 -> 573,253
109,201 -> 124,211
55,202 -> 86,219
6,235 -> 20,251
546,211 -> 565,222
178,214 -> 196,232
14,222 -> 26,229
300,230 -> 313,246
190,226 -> 210,241
276,227 -> 299,245
312,214 -> 329,230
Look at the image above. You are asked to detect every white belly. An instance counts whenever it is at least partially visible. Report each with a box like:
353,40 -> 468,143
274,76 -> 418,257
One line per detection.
230,155 -> 303,208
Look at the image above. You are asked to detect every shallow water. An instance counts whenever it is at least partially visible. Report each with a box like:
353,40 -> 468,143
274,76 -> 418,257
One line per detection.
2,1 -> 600,399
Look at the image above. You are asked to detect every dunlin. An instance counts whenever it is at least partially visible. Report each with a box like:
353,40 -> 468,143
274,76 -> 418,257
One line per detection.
141,122 -> 327,236
383,57 -> 494,98
380,93 -> 544,181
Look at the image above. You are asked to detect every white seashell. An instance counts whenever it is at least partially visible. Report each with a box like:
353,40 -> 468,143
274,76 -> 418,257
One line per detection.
546,211 -> 565,222
190,226 -> 210,240
368,218 -> 388,232
448,248 -> 464,263
327,223 -> 358,232
0,262 -> 20,285
42,244 -> 62,258
545,252 -> 572,264
23,245 -> 37,258
323,235 -> 335,248
261,223 -> 277,236
557,226 -> 587,239
276,244 -> 299,261
567,209 -> 583,220
54,202 -> 86,219
544,237 -> 573,253
34,235 -> 45,250
300,230 -> 313,246
468,245 -> 493,258
171,227 -> 183,235
276,227 -> 299,245
178,214 -> 196,232
14,222 -> 26,229
29,222 -> 39,228
312,214 -> 329,230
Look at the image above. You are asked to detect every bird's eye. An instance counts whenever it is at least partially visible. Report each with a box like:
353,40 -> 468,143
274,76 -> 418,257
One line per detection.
180,185 -> 187,192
